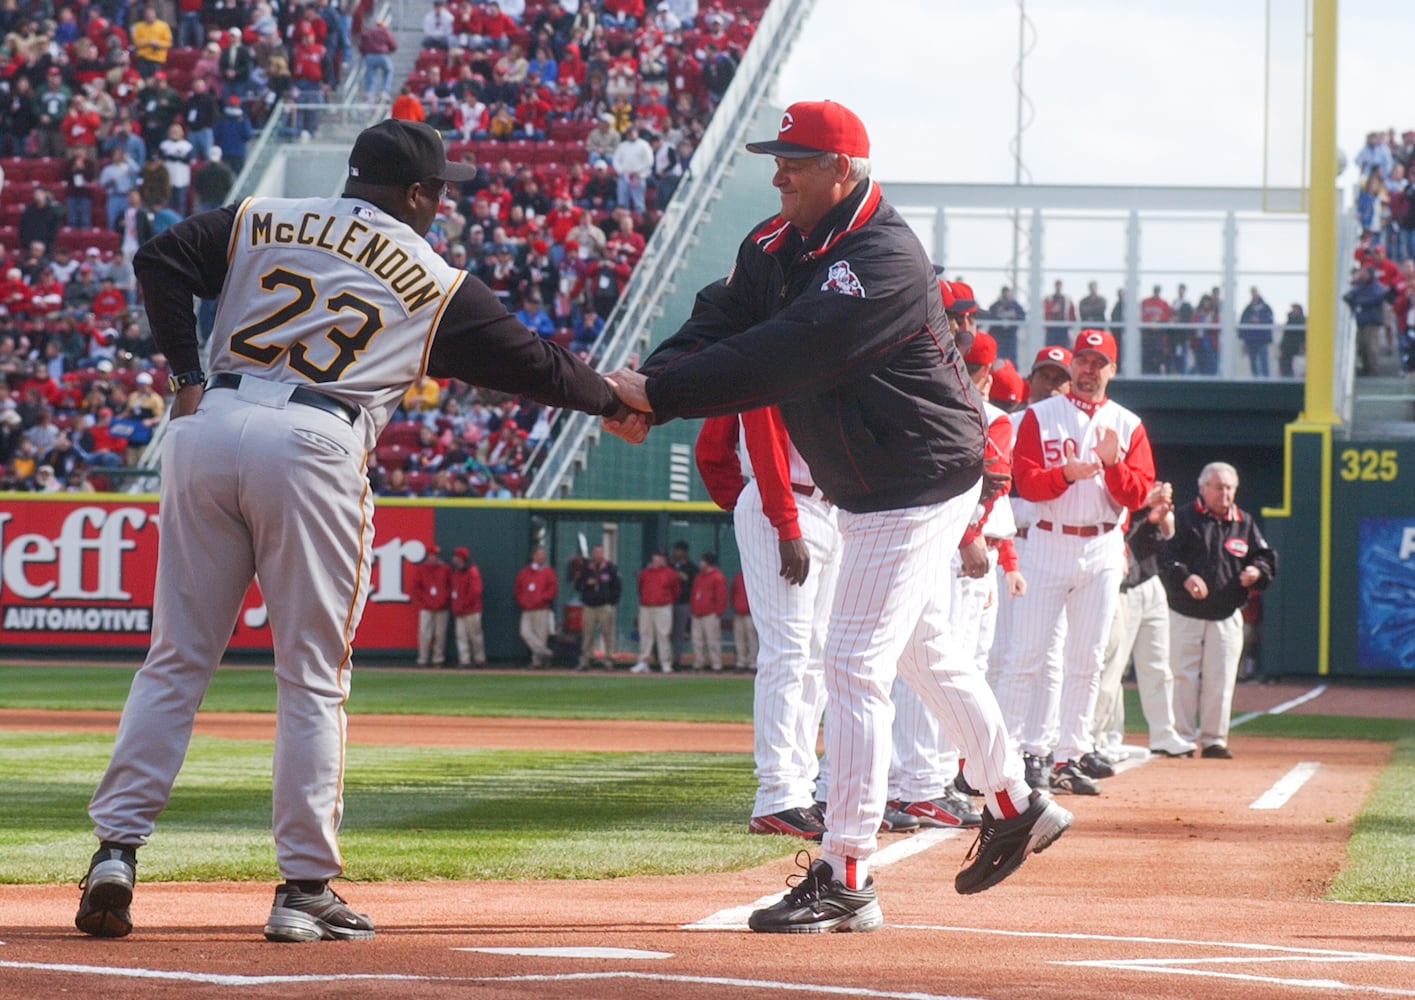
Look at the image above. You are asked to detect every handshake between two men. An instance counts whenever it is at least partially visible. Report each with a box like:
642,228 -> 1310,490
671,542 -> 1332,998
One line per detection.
601,368 -> 655,444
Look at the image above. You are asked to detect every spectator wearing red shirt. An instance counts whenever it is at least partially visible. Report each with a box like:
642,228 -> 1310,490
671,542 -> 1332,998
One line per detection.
605,212 -> 645,264
632,550 -> 680,673
514,545 -> 558,669
390,85 -> 426,122
603,0 -> 646,30
92,277 -> 128,322
689,551 -> 727,671
1139,283 -> 1174,375
63,97 -> 103,153
411,545 -> 453,666
449,546 -> 486,668
730,570 -> 757,671
0,269 -> 33,319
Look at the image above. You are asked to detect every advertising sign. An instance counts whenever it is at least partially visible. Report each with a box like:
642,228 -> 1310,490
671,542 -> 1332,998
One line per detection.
0,500 -> 433,652
1355,518 -> 1415,672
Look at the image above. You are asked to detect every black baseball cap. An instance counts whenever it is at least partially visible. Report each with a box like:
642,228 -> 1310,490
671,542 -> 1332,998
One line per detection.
347,119 -> 477,187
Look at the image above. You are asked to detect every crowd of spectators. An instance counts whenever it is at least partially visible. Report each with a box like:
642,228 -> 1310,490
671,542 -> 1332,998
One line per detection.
973,279 -> 1309,379
370,0 -> 767,497
1345,128 -> 1415,377
0,0 -> 373,491
0,0 -> 769,497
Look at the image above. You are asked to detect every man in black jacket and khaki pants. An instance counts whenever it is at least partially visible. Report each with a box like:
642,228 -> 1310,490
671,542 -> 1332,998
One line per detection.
1161,461 -> 1278,759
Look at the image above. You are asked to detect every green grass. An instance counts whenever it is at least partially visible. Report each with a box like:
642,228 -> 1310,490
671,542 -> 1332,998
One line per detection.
0,664 -> 756,722
1327,735 -> 1415,903
7,666 -> 1415,897
0,730 -> 786,884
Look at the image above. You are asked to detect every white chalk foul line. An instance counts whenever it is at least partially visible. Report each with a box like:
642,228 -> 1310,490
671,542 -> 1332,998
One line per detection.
0,962 -> 986,999
683,827 -> 963,931
1250,761 -> 1322,810
1231,683 -> 1328,729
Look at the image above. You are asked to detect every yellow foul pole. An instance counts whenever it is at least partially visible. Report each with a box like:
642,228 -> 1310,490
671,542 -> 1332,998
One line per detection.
1305,0 -> 1338,426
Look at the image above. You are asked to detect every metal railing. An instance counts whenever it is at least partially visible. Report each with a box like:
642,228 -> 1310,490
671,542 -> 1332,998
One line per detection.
523,0 -> 818,499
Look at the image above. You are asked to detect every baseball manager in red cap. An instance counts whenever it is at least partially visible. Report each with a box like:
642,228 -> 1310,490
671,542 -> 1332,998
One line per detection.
603,100 -> 1073,932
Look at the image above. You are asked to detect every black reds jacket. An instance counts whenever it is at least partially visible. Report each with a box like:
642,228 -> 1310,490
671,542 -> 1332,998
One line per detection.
640,179 -> 985,514
1161,499 -> 1278,620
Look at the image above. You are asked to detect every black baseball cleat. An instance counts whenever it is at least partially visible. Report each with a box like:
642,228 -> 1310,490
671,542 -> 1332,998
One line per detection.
75,843 -> 138,938
1075,750 -> 1116,780
1151,746 -> 1196,758
748,806 -> 827,842
748,852 -> 883,934
953,772 -> 982,798
955,789 -> 1072,895
879,803 -> 921,834
263,882 -> 375,942
1201,744 -> 1234,759
1050,761 -> 1102,795
897,794 -> 982,829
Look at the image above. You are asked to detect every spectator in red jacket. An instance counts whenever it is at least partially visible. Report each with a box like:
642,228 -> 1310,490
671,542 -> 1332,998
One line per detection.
514,544 -> 558,668
411,545 -> 453,666
689,551 -> 727,672
631,550 -> 680,673
449,546 -> 486,668
730,570 -> 757,671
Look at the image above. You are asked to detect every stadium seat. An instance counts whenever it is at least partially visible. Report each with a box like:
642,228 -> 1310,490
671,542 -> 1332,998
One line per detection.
166,47 -> 201,72
405,469 -> 430,494
0,157 -> 32,183
27,158 -> 65,184
0,225 -> 16,248
56,229 -> 120,254
381,420 -> 424,447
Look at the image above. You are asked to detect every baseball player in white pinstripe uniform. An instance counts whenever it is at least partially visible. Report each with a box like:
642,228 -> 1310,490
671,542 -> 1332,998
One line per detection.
987,347 -> 1072,698
998,329 -> 1156,795
75,120 -> 632,942
606,100 -> 1072,933
698,408 -> 840,841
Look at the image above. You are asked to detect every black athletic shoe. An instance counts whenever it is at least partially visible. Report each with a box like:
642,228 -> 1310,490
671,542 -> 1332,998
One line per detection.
879,803 -> 922,833
953,771 -> 982,798
75,843 -> 137,938
1075,750 -> 1116,780
898,795 -> 982,829
1023,753 -> 1049,790
1201,744 -> 1234,759
748,807 -> 826,842
1050,761 -> 1102,795
263,882 -> 375,942
748,853 -> 883,934
1150,746 -> 1196,758
955,789 -> 1072,895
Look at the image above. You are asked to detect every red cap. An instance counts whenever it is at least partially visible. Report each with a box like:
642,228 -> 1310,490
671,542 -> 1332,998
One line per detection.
963,331 -> 997,367
947,280 -> 977,315
989,361 -> 1027,405
1031,345 -> 1073,374
453,546 -> 470,559
746,100 -> 870,159
1073,328 -> 1118,364
938,278 -> 957,310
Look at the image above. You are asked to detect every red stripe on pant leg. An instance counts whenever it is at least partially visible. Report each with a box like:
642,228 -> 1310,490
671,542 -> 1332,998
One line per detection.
995,791 -> 1021,819
843,856 -> 858,889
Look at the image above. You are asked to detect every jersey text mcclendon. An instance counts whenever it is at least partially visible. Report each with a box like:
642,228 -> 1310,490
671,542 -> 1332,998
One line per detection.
247,210 -> 442,313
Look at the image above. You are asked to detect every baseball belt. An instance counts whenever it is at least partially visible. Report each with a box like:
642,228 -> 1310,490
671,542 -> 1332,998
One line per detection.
206,373 -> 360,426
1034,519 -> 1117,538
790,482 -> 832,505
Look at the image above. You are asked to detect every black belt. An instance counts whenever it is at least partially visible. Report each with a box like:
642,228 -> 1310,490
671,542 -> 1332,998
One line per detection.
206,373 -> 360,426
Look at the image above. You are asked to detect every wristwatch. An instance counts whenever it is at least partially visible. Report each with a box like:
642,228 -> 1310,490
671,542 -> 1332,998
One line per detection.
168,369 -> 206,392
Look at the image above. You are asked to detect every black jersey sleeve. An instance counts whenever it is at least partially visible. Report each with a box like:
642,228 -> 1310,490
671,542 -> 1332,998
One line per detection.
133,204 -> 240,375
427,274 -> 619,417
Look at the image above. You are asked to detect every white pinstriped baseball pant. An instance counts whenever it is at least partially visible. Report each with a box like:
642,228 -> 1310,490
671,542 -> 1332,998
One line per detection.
996,528 -> 1123,764
819,485 -> 1030,880
734,479 -> 840,817
888,547 -> 997,801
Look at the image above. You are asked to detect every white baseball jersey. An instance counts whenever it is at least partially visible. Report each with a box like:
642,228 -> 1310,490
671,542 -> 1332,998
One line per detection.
212,196 -> 467,448
1013,394 -> 1147,524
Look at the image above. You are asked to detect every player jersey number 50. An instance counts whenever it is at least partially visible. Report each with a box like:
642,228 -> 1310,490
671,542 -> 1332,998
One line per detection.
230,266 -> 384,384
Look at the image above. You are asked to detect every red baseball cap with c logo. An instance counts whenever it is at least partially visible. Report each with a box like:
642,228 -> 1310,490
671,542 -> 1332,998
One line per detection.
746,100 -> 871,159
1073,328 -> 1118,364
